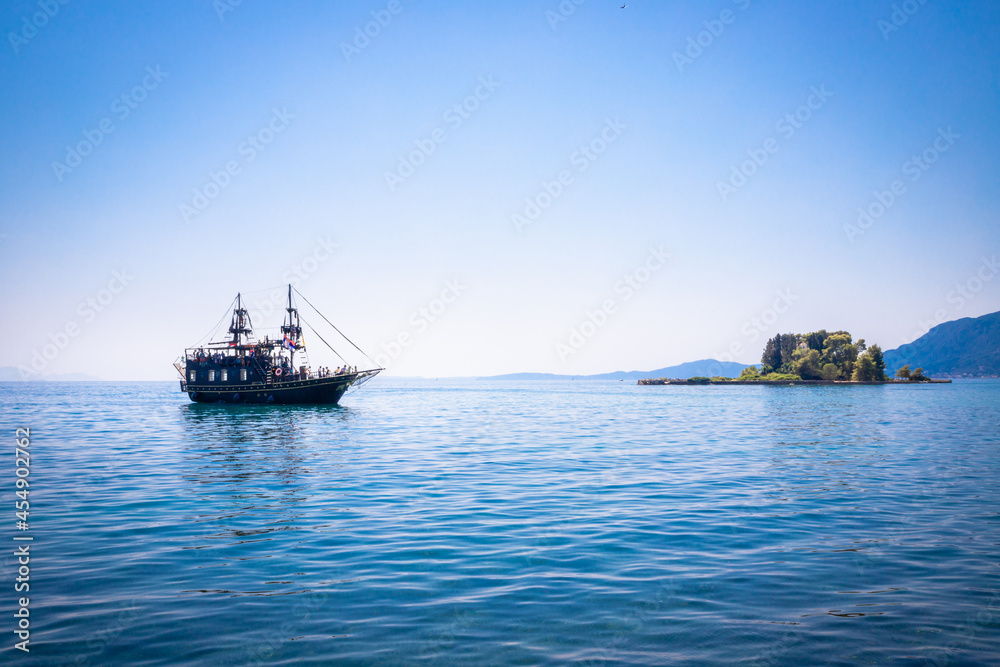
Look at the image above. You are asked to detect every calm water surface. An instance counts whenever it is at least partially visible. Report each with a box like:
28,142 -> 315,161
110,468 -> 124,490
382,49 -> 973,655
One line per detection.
2,379 -> 999,665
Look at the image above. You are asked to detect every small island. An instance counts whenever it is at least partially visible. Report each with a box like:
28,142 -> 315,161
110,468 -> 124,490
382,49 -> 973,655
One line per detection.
640,330 -> 951,385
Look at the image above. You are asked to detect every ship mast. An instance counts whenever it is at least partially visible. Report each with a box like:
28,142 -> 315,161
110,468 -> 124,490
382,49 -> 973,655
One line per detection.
228,293 -> 252,349
281,284 -> 303,366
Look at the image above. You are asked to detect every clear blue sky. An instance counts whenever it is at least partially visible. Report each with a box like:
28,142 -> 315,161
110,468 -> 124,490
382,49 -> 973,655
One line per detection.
2,0 -> 998,379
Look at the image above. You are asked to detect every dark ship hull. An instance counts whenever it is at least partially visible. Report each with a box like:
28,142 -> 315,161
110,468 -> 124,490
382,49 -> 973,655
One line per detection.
183,374 -> 356,405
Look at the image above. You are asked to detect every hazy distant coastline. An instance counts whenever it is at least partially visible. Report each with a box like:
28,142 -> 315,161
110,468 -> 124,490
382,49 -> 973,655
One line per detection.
0,368 -> 103,382
5,310 -> 997,383
481,359 -> 749,382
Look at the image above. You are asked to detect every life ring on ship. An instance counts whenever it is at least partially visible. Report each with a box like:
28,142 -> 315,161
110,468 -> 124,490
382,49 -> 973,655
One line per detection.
274,368 -> 283,377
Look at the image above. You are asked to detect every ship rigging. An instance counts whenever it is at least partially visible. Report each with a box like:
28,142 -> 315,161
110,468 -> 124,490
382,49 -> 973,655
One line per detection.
175,285 -> 381,404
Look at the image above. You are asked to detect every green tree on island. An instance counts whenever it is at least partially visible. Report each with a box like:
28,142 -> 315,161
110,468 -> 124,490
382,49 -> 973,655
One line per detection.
758,330 -> 887,382
893,365 -> 932,382
821,332 -> 859,378
805,330 -> 828,352
852,354 -> 879,381
792,348 -> 823,379
867,344 -> 887,380
761,333 -> 798,373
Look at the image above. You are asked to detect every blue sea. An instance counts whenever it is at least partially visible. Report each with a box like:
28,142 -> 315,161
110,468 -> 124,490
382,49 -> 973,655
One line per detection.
2,379 -> 999,665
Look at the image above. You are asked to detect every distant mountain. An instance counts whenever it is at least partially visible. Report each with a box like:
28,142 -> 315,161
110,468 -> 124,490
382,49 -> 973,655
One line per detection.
47,372 -> 104,381
883,310 -> 1000,378
0,367 -> 103,382
484,359 -> 751,381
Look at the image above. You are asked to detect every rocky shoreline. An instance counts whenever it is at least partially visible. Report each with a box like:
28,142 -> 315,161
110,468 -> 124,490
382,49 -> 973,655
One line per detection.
638,378 -> 952,386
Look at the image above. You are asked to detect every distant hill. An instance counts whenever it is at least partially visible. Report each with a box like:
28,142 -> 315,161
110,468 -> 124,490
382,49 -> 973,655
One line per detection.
484,359 -> 751,381
0,367 -> 103,382
883,311 -> 1000,378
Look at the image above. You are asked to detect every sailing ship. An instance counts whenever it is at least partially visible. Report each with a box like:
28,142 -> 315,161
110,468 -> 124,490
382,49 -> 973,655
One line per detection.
175,286 -> 381,404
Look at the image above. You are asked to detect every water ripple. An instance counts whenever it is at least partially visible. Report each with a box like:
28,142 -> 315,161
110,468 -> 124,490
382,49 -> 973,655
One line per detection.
1,379 -> 998,665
